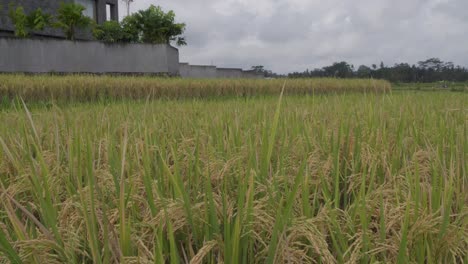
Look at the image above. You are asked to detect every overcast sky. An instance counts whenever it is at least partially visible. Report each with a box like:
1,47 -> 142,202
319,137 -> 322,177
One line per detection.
120,0 -> 468,73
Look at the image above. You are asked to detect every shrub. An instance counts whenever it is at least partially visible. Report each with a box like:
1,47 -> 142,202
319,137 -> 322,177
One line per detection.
93,21 -> 125,43
27,8 -> 52,32
53,2 -> 92,40
93,20 -> 139,43
8,5 -> 51,38
8,5 -> 28,37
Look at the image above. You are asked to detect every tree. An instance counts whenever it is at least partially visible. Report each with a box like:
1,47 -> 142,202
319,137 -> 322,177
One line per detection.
418,58 -> 444,71
323,62 -> 354,78
357,65 -> 372,78
53,2 -> 92,40
251,65 -> 265,73
128,5 -> 186,45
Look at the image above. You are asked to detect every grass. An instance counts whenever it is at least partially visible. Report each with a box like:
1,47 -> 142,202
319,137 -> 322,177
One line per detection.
393,82 -> 468,92
0,77 -> 467,263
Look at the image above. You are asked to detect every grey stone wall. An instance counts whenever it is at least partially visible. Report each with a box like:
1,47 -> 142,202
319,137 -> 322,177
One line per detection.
166,45 -> 180,75
179,64 -> 218,78
179,63 -> 264,79
242,70 -> 265,79
0,38 -> 179,75
217,68 -> 243,78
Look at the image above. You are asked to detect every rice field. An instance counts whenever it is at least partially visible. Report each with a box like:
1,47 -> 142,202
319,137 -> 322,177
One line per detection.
0,75 -> 390,105
0,77 -> 466,263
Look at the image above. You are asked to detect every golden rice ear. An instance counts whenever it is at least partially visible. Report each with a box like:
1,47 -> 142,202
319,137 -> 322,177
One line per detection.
1,76 -> 466,263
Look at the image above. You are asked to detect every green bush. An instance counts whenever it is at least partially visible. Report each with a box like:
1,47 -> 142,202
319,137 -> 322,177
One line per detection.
27,8 -> 52,32
8,5 -> 28,37
53,2 -> 92,40
8,5 -> 51,38
93,20 -> 139,43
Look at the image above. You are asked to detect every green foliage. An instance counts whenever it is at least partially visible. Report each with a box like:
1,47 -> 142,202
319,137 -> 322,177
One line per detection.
8,5 -> 51,38
127,5 -> 186,45
27,8 -> 52,32
8,5 -> 28,37
93,21 -> 131,43
92,5 -> 186,45
53,3 -> 92,40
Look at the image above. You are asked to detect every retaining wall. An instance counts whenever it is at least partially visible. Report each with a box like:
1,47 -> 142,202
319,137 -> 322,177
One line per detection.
242,70 -> 265,79
179,63 -> 264,79
0,38 -> 179,75
179,64 -> 218,78
216,68 -> 243,78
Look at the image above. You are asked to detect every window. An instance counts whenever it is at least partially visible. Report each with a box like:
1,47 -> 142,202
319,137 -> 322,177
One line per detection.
106,4 -> 111,21
106,4 -> 117,21
74,0 -> 96,20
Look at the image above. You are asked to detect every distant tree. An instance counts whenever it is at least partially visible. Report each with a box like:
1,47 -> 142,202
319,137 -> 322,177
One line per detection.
357,65 -> 372,78
418,58 -> 444,71
323,62 -> 354,78
53,3 -> 92,40
288,58 -> 468,83
251,65 -> 265,73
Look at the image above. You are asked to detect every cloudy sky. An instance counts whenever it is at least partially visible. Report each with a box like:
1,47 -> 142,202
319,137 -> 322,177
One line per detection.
120,0 -> 468,73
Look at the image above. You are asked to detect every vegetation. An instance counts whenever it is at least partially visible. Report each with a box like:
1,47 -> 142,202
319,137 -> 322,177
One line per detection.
6,3 -> 185,45
288,58 -> 468,83
95,5 -> 187,46
53,2 -> 93,41
7,5 -> 51,38
0,81 -> 466,263
0,75 -> 390,105
93,20 -> 138,44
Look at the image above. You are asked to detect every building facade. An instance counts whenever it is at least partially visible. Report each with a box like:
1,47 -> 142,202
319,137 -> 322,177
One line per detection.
0,0 -> 118,39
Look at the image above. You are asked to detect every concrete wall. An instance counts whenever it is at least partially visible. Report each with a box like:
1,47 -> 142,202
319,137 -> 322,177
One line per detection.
179,63 -> 218,78
166,45 -> 181,75
0,38 -> 179,75
242,70 -> 265,79
179,63 -> 265,79
217,68 -> 243,78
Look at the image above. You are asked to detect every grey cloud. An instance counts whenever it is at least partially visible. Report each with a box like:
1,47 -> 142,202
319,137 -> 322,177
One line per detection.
120,0 -> 468,73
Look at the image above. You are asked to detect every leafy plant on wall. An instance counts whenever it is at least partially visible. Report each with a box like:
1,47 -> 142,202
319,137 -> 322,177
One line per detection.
53,2 -> 92,40
94,5 -> 187,46
7,4 -> 51,38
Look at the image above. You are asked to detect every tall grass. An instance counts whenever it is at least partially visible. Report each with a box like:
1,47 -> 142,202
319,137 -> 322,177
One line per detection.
0,75 -> 391,105
0,90 -> 466,263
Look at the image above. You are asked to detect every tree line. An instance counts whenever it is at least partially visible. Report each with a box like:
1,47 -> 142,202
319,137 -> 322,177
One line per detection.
286,58 -> 468,83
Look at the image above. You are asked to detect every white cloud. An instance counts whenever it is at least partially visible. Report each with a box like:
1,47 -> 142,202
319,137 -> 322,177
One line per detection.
120,0 -> 468,73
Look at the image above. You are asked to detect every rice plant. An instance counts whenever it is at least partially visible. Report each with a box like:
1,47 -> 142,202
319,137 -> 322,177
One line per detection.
0,75 -> 390,105
0,79 -> 466,263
